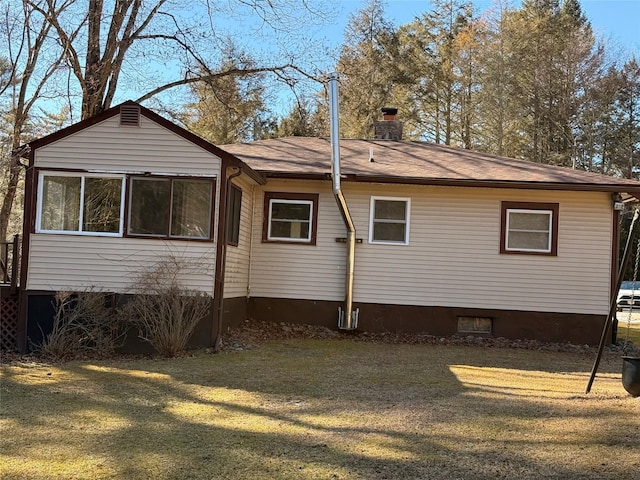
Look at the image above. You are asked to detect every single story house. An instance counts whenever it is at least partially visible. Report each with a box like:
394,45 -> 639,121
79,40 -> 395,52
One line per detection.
11,100 -> 640,351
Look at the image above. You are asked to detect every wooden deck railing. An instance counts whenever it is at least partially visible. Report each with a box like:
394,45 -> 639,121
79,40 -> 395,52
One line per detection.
0,234 -> 20,293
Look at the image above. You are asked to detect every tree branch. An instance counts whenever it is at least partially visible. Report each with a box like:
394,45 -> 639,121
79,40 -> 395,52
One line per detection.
135,64 -> 320,104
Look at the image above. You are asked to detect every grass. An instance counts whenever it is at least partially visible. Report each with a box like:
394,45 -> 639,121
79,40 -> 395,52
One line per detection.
1,339 -> 639,480
617,319 -> 640,346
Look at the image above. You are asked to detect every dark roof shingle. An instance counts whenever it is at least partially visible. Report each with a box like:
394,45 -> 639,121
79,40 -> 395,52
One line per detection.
222,137 -> 640,193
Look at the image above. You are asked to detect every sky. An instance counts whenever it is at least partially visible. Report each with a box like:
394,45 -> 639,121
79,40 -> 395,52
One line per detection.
332,0 -> 640,58
258,0 -> 639,114
32,0 -> 640,118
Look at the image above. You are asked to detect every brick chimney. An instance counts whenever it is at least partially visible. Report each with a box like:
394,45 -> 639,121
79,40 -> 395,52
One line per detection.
374,107 -> 403,140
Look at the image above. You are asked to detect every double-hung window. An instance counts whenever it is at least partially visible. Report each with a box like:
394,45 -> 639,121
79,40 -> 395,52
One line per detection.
37,172 -> 125,236
501,201 -> 559,255
369,196 -> 411,245
128,177 -> 214,240
263,192 -> 319,244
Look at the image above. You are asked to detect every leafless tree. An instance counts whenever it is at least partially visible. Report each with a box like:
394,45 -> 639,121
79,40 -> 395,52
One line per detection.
0,0 -> 69,241
26,0 -> 331,119
0,0 -> 334,240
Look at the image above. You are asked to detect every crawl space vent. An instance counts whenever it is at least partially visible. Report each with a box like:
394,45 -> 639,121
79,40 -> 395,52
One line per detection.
120,105 -> 140,126
457,316 -> 493,334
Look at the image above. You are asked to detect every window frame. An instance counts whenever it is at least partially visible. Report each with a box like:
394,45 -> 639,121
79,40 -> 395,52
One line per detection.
125,175 -> 216,241
262,192 -> 319,245
35,171 -> 126,237
226,184 -> 242,246
368,196 -> 411,245
500,201 -> 559,256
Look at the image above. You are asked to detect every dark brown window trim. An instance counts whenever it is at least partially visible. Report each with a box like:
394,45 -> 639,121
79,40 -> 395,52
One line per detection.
262,192 -> 319,245
125,175 -> 216,242
226,184 -> 242,247
500,201 -> 559,256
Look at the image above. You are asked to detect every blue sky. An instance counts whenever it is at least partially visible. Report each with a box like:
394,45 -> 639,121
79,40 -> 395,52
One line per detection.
333,0 -> 640,58
45,0 -> 640,117
259,0 -> 639,114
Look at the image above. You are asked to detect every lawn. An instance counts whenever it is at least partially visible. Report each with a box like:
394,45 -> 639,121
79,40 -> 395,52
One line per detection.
617,318 -> 640,346
1,338 -> 639,480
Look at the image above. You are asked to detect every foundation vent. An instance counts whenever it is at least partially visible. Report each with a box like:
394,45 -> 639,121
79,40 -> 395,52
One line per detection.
120,104 -> 140,126
457,316 -> 493,334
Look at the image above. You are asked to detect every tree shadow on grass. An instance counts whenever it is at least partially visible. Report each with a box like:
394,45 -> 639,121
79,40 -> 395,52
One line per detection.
1,341 -> 638,479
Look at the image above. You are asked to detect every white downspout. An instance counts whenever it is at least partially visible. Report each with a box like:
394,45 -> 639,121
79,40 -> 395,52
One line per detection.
328,72 -> 359,330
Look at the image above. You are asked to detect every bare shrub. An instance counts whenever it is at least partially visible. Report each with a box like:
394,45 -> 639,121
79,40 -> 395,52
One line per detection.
121,255 -> 212,357
39,290 -> 124,360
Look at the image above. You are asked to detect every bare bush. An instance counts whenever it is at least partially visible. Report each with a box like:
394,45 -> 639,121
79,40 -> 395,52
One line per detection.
121,255 -> 212,357
39,290 -> 124,360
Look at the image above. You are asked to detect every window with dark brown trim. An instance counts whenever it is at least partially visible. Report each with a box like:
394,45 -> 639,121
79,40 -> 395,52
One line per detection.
127,176 -> 215,240
262,192 -> 319,244
500,201 -> 559,255
226,185 -> 242,246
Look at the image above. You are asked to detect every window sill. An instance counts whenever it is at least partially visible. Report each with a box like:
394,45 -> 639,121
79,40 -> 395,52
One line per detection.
125,234 -> 214,242
35,230 -> 123,237
262,238 -> 316,245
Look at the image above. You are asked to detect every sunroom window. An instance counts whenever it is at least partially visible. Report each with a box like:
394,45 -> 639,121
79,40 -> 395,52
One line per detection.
501,201 -> 559,255
37,173 -> 124,235
128,177 -> 214,240
263,192 -> 319,244
369,196 -> 411,245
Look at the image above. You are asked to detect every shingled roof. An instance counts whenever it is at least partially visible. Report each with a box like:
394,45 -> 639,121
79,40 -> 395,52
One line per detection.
222,137 -> 640,194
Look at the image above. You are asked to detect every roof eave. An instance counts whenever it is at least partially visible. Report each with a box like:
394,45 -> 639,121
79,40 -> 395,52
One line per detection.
259,171 -> 640,195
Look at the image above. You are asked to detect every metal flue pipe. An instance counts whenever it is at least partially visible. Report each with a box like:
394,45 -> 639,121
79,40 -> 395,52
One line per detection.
328,72 -> 358,330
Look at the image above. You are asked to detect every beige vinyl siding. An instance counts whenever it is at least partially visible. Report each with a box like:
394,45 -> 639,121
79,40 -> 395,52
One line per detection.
249,180 -> 349,301
223,175 -> 255,299
34,115 -> 221,175
28,113 -> 224,295
27,234 -> 216,293
249,180 -> 613,315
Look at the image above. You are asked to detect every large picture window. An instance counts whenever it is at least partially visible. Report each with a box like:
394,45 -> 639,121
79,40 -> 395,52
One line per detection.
128,177 -> 214,239
500,201 -> 559,255
369,196 -> 410,245
263,192 -> 319,244
37,173 -> 124,236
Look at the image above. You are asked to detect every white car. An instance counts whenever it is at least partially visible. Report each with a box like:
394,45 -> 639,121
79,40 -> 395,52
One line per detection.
617,281 -> 640,310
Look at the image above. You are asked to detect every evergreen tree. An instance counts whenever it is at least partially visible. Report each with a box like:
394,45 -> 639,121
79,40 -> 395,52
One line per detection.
182,61 -> 269,145
337,0 -> 407,138
474,1 -> 523,157
611,58 -> 640,178
275,98 -> 328,137
401,0 -> 474,145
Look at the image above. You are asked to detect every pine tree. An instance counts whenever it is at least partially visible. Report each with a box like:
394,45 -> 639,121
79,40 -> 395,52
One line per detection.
182,63 -> 269,145
337,0 -> 406,138
401,0 -> 474,145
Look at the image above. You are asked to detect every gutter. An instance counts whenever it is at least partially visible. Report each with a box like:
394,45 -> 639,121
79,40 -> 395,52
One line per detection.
328,72 -> 359,330
256,171 -> 640,195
